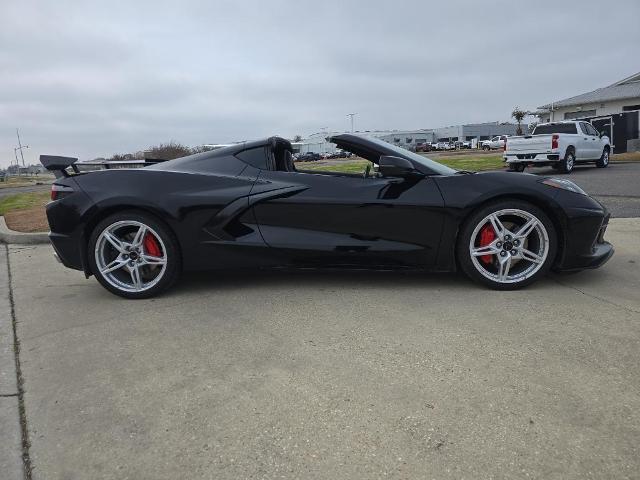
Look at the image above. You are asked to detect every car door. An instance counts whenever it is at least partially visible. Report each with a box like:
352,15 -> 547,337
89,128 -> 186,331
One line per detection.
577,122 -> 595,160
251,168 -> 445,268
585,123 -> 603,158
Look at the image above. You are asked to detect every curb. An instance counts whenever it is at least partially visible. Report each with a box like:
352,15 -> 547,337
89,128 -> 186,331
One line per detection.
0,217 -> 49,245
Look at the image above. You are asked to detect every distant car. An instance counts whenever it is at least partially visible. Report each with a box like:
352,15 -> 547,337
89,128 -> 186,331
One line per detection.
482,136 -> 508,151
415,142 -> 432,152
297,152 -> 322,162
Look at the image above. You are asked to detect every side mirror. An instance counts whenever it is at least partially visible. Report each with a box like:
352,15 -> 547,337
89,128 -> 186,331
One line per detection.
378,155 -> 417,177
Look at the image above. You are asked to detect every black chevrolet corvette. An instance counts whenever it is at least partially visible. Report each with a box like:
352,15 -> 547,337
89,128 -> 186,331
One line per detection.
41,134 -> 613,298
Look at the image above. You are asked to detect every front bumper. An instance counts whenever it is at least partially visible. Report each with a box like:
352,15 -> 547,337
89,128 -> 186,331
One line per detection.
504,153 -> 560,163
556,208 -> 614,271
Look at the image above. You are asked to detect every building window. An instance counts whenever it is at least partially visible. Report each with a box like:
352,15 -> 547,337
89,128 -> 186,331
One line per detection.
405,138 -> 413,143
623,104 -> 640,112
564,110 -> 596,119
394,138 -> 400,143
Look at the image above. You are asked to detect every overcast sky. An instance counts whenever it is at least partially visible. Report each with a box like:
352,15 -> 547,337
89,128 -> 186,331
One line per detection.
1,0 -> 639,165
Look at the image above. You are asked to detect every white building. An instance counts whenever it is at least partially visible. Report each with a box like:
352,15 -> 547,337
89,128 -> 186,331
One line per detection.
537,72 -> 640,122
536,71 -> 640,153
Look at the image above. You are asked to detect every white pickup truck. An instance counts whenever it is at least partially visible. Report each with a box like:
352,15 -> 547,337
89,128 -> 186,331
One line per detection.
503,121 -> 610,173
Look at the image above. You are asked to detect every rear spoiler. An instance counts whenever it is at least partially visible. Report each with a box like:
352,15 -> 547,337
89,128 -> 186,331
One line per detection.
40,155 -> 79,178
40,155 -> 168,178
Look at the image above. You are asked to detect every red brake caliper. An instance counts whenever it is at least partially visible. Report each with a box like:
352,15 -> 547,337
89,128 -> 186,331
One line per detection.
143,232 -> 162,257
478,224 -> 496,264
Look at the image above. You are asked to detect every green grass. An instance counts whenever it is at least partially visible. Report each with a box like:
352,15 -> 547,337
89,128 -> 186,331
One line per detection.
298,154 -> 505,174
0,191 -> 50,216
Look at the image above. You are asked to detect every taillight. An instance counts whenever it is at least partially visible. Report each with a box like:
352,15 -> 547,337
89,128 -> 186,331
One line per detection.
552,134 -> 559,150
51,184 -> 74,201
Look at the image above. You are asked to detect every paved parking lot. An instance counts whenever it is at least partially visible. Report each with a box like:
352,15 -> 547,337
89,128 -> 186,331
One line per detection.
5,218 -> 640,479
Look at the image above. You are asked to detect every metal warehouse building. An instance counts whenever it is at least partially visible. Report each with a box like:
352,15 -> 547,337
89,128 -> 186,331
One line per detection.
537,71 -> 640,153
294,122 -> 523,154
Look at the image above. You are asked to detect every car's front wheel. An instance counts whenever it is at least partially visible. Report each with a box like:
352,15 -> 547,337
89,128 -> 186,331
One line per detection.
457,200 -> 557,290
596,147 -> 610,168
88,211 -> 181,298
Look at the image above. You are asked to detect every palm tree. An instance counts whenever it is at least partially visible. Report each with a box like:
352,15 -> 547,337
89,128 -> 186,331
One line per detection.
511,107 -> 529,135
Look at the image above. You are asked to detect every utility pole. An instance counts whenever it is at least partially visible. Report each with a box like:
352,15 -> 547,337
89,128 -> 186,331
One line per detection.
16,129 -> 26,167
347,113 -> 357,133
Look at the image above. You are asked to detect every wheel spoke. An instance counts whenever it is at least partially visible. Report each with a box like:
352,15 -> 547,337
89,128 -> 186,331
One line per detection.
471,243 -> 500,257
520,248 -> 543,264
101,257 -> 128,274
130,265 -> 143,290
140,254 -> 166,266
103,231 -> 125,253
515,217 -> 538,239
488,214 -> 507,239
497,255 -> 512,281
132,225 -> 147,247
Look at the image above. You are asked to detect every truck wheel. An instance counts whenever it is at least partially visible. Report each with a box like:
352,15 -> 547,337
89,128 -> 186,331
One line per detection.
559,149 -> 575,174
483,145 -> 490,151
596,147 -> 610,168
509,163 -> 526,172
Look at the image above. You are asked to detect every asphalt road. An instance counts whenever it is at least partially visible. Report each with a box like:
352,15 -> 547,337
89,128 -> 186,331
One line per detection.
529,162 -> 640,218
0,183 -> 49,198
7,219 -> 640,479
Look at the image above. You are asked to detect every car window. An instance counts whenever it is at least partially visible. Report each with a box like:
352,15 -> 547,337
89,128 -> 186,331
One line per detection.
579,123 -> 590,135
533,123 -> 578,135
586,123 -> 599,136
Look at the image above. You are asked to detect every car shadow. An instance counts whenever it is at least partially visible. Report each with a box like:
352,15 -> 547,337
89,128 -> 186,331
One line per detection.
172,269 -> 466,294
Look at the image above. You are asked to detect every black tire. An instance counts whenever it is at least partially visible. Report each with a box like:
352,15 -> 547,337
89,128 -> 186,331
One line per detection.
509,163 -> 526,172
456,199 -> 557,290
596,147 -> 610,168
87,210 -> 181,299
559,148 -> 575,173
482,145 -> 490,151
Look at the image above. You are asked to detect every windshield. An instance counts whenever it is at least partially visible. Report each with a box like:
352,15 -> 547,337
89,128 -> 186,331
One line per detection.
361,136 -> 457,175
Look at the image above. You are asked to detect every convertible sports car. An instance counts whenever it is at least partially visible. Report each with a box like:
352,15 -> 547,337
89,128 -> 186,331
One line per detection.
41,134 -> 613,298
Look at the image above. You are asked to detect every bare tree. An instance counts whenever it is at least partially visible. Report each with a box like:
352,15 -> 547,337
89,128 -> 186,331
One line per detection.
511,107 -> 529,136
292,135 -> 303,142
145,141 -> 192,160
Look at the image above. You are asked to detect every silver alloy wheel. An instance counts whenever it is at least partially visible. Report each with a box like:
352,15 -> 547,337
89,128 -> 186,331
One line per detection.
94,220 -> 168,293
602,150 -> 609,165
469,209 -> 549,284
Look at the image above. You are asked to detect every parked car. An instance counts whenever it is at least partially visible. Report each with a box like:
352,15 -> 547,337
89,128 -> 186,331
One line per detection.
297,152 -> 322,162
41,133 -> 613,298
503,121 -> 611,173
482,136 -> 508,151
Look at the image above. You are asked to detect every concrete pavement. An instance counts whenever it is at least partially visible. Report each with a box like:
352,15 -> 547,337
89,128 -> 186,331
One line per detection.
5,220 -> 640,479
0,246 -> 26,480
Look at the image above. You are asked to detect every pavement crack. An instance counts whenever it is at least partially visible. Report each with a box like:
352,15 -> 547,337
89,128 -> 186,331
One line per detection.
550,276 -> 640,315
0,393 -> 19,397
5,244 -> 34,480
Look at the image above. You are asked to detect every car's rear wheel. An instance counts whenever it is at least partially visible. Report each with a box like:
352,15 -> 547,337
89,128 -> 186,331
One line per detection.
508,163 -> 526,172
457,200 -> 557,290
88,211 -> 181,299
483,145 -> 490,151
596,147 -> 610,168
560,148 -> 575,173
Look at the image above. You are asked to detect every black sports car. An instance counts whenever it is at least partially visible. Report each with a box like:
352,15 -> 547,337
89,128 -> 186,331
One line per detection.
41,134 -> 613,298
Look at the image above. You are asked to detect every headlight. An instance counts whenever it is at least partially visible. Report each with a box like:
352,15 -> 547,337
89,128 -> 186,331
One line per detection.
540,177 -> 587,195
